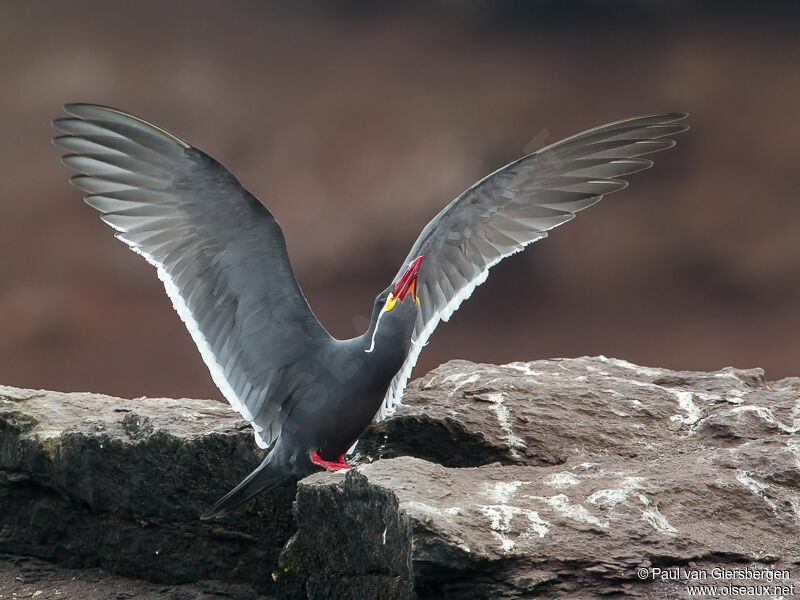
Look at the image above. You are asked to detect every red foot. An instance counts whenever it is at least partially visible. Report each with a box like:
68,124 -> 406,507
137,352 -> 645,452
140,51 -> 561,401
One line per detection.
310,451 -> 353,472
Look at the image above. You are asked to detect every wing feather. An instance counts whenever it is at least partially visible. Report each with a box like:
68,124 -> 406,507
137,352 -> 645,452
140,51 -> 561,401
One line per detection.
377,113 -> 688,419
55,104 -> 331,448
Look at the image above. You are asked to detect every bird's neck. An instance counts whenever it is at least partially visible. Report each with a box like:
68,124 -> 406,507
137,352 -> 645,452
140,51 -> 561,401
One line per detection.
358,306 -> 415,377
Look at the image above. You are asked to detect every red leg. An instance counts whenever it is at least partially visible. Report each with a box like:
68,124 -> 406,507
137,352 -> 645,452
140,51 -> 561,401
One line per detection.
311,451 -> 353,472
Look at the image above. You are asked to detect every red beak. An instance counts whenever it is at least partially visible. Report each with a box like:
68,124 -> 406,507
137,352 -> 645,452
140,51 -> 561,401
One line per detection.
394,256 -> 423,302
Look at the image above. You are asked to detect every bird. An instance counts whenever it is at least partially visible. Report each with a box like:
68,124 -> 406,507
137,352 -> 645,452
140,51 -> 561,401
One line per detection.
53,104 -> 688,518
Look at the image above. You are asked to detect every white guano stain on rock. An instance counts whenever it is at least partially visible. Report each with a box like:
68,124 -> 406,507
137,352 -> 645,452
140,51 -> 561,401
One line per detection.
596,356 -> 667,378
487,480 -> 530,503
544,472 -> 581,488
786,440 -> 800,468
576,462 -> 601,472
608,375 -> 702,426
641,506 -> 678,536
545,494 -> 609,529
736,471 -> 778,513
603,388 -> 644,407
442,373 -> 480,395
725,388 -> 746,404
637,494 -> 677,535
478,504 -> 549,553
525,493 -> 609,529
404,500 -> 453,521
485,392 -> 526,458
587,488 -> 628,509
671,390 -> 702,426
732,406 -> 799,434
712,370 -> 748,382
693,391 -> 723,403
621,476 -> 648,490
503,362 -> 544,384
592,373 -> 705,427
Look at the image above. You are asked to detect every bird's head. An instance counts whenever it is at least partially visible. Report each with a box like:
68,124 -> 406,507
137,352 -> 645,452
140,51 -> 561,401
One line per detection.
364,256 -> 423,355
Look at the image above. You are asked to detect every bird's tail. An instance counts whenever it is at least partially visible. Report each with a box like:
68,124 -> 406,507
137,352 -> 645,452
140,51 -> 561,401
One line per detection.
201,456 -> 291,520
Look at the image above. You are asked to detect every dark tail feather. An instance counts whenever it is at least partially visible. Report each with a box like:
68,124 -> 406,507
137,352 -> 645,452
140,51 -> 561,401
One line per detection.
201,457 -> 290,520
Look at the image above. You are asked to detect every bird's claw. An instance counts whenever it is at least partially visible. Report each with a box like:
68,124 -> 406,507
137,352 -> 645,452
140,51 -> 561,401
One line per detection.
310,451 -> 353,472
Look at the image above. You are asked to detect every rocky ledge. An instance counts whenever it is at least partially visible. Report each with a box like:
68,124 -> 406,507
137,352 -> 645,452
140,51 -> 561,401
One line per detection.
2,357 -> 800,599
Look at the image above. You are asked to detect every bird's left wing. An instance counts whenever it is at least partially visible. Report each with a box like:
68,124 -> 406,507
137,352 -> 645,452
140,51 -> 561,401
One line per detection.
377,113 -> 689,419
54,104 -> 332,449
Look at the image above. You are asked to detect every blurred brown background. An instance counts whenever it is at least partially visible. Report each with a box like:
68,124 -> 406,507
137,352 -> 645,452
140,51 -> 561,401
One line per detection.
1,1 -> 799,401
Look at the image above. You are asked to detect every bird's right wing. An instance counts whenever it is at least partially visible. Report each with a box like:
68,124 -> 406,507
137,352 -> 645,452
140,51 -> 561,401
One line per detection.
54,104 -> 331,449
377,113 -> 689,419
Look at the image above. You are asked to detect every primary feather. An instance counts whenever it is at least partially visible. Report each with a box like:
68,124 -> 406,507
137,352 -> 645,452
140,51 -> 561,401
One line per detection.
54,103 -> 331,449
378,113 -> 689,419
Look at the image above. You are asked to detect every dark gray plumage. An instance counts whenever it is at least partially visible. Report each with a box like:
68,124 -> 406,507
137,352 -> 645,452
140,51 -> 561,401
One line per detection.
54,104 -> 687,517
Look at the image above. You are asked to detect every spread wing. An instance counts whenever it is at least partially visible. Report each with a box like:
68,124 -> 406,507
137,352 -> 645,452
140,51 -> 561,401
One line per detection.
54,104 -> 331,448
377,113 -> 689,419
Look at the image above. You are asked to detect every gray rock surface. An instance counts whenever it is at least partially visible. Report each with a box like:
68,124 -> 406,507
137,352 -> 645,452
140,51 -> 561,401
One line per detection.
287,357 -> 800,598
3,357 -> 800,599
0,386 -> 295,598
0,553 -> 272,600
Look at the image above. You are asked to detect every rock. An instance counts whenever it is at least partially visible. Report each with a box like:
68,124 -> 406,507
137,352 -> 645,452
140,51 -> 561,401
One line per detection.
355,357 -> 770,466
4,356 -> 800,599
286,357 -> 800,598
0,386 -> 296,597
0,553 -> 274,600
